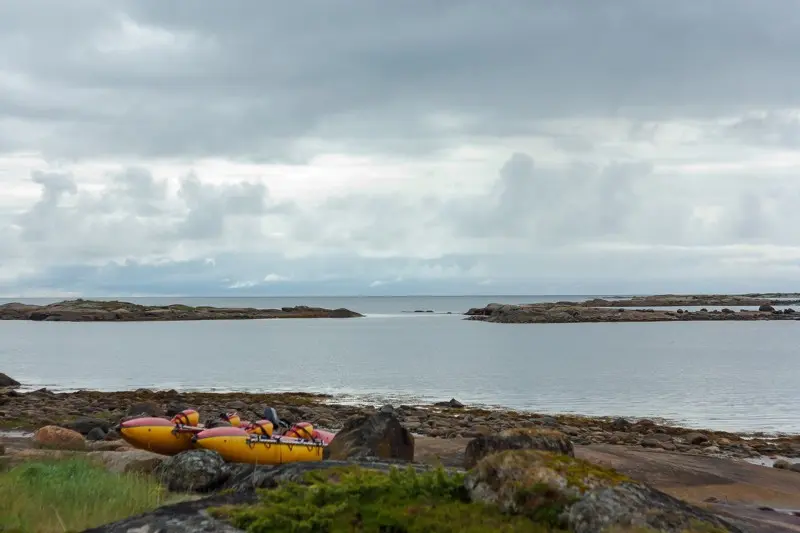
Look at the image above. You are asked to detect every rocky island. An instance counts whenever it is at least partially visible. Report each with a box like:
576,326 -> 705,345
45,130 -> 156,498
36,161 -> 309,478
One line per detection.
466,293 -> 800,324
0,299 -> 363,322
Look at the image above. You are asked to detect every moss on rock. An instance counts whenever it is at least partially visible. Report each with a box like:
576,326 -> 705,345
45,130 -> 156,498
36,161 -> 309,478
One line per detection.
464,427 -> 575,469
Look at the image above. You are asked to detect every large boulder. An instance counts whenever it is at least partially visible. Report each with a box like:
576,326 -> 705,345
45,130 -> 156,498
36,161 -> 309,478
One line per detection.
568,482 -> 743,533
0,372 -> 20,387
65,417 -> 112,436
466,449 -> 629,526
33,425 -> 86,451
464,427 -> 574,469
156,450 -> 231,493
87,450 -> 166,474
323,411 -> 414,462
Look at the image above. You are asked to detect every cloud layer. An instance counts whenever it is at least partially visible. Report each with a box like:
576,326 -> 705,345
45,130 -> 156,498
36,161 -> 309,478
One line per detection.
1,1 -> 800,296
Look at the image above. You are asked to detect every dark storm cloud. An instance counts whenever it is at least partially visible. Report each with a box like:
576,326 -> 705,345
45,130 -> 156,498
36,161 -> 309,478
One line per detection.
1,1 -> 800,160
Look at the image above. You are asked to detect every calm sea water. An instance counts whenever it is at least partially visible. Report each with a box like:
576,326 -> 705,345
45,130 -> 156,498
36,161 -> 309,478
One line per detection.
1,295 -> 799,434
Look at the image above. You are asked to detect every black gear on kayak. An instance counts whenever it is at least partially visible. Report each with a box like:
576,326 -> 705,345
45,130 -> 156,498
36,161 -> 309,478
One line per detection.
263,406 -> 288,428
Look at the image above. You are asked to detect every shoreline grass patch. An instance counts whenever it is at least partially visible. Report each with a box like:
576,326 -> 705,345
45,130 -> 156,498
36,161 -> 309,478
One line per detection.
0,458 -> 183,533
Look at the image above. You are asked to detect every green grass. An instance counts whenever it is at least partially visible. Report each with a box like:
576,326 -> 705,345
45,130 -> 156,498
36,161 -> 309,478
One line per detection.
210,465 -> 561,533
0,458 -> 183,533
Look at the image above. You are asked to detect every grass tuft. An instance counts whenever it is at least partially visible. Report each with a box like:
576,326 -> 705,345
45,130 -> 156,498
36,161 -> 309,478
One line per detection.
0,458 -> 184,533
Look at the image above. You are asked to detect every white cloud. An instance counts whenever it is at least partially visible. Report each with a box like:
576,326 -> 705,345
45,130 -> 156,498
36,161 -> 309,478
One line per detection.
263,273 -> 289,283
0,2 -> 799,295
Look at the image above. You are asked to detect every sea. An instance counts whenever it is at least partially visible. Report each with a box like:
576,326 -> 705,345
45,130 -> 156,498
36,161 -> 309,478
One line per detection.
1,295 -> 799,435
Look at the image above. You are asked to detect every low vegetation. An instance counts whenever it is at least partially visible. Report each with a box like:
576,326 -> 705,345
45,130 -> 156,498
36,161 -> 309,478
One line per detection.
210,463 -> 732,533
0,458 -> 183,533
210,465 -> 557,532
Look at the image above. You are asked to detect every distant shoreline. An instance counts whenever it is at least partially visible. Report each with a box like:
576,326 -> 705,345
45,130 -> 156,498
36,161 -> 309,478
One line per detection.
0,299 -> 363,322
465,293 -> 800,324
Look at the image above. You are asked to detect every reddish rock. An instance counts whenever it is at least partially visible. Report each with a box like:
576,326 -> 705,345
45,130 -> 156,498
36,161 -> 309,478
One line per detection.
33,425 -> 86,450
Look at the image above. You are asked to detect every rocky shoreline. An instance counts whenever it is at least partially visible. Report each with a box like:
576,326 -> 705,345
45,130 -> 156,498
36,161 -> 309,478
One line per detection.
2,386 -> 798,462
0,299 -> 363,322
466,294 -> 800,323
3,382 -> 800,531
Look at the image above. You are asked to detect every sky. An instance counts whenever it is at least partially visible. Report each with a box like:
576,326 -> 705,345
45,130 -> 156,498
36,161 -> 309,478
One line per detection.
2,1 -> 800,297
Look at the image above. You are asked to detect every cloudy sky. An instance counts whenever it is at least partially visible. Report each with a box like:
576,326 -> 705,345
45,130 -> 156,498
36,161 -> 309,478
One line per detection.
2,1 -> 800,297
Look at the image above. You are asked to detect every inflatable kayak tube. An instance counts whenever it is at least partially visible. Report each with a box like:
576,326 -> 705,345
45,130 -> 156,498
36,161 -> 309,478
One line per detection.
119,416 -> 200,455
119,409 -> 203,455
194,426 -> 326,465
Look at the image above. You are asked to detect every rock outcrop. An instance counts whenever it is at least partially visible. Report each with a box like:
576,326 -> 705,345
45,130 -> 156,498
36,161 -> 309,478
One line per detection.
323,410 -> 415,462
464,427 -> 575,468
156,450 -> 231,493
0,372 -> 20,388
569,481 -> 743,533
0,299 -> 363,322
466,450 -> 627,522
80,491 -> 255,533
466,449 -> 743,532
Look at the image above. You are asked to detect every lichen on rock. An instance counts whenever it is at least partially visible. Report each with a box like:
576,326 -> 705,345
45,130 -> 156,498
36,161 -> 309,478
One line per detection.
568,482 -> 742,533
465,449 -> 629,527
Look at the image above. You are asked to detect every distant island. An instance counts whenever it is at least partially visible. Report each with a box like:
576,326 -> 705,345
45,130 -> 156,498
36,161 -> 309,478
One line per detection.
0,299 -> 363,322
466,293 -> 800,324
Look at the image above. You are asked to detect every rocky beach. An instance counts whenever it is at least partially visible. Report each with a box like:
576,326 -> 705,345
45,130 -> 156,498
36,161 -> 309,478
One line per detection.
0,299 -> 363,322
466,293 -> 800,324
2,378 -> 800,531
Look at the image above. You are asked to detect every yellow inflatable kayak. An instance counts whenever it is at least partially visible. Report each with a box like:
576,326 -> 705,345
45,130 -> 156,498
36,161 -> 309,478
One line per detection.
193,425 -> 326,465
119,409 -> 202,456
119,409 -> 336,465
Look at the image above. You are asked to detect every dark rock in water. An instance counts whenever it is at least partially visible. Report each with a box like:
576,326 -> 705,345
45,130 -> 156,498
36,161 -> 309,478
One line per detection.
323,411 -> 414,462
65,417 -> 112,436
434,398 -> 464,408
379,404 -> 395,414
0,373 -> 19,388
759,304 -> 775,312
610,417 -> 632,431
156,450 -> 231,493
86,427 -> 107,441
568,482 -> 744,533
80,491 -> 254,533
126,401 -> 163,418
464,428 -> 574,469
